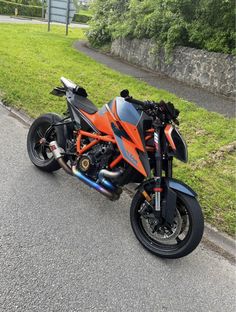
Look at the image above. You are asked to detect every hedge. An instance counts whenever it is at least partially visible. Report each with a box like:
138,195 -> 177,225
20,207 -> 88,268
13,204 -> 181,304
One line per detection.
0,1 -> 91,23
0,0 -> 42,17
88,0 -> 235,55
73,13 -> 91,24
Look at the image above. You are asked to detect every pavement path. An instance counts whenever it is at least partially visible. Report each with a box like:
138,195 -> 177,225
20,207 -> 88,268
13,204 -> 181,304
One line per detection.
0,15 -> 89,28
74,41 -> 235,118
0,104 -> 236,312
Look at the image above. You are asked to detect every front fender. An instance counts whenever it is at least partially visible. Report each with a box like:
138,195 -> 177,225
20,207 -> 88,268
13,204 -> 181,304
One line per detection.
166,178 -> 197,197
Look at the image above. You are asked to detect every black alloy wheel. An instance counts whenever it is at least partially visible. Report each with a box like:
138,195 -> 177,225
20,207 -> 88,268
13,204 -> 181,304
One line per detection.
27,113 -> 64,172
130,185 -> 204,258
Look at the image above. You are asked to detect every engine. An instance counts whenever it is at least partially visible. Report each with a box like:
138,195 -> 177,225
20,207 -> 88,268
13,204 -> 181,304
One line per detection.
76,142 -> 114,179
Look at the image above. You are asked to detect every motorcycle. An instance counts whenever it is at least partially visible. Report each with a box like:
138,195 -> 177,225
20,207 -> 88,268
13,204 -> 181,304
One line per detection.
27,77 -> 204,258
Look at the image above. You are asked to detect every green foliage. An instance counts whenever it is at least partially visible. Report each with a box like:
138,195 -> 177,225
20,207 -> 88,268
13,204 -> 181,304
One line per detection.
88,0 -> 235,55
73,13 -> 91,24
0,0 -> 42,17
79,8 -> 93,17
4,0 -> 42,5
87,0 -> 129,47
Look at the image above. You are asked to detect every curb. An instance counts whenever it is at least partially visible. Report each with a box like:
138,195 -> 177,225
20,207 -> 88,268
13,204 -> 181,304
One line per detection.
125,183 -> 235,262
1,101 -> 235,262
0,101 -> 34,126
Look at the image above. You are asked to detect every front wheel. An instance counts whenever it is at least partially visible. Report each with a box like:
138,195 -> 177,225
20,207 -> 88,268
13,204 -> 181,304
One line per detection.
130,189 -> 204,259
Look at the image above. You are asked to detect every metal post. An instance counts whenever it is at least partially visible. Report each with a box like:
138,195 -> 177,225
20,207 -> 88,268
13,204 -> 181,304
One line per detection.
66,0 -> 70,36
48,0 -> 51,32
42,0 -> 45,19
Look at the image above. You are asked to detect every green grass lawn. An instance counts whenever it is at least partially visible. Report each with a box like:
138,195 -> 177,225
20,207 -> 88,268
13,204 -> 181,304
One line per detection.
0,24 -> 235,235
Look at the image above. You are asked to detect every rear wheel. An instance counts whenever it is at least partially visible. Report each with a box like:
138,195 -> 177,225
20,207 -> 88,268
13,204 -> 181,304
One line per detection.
27,113 -> 64,172
130,187 -> 204,258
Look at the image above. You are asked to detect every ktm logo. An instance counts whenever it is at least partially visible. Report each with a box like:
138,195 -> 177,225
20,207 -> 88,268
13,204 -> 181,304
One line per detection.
126,150 -> 138,166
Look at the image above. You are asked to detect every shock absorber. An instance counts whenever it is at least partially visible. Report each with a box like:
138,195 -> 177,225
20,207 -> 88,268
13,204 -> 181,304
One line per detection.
153,128 -> 162,211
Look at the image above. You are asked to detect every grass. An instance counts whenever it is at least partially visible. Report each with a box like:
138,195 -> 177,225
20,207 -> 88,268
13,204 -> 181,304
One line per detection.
0,24 -> 235,235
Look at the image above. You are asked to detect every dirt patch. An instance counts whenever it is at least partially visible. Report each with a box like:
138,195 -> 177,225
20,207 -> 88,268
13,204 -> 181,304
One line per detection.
192,141 -> 236,169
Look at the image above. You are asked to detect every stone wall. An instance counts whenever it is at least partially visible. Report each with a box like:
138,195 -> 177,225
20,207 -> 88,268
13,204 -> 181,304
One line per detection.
111,38 -> 236,98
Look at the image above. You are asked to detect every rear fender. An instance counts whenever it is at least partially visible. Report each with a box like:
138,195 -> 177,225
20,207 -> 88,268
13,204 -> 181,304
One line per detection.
51,115 -> 70,151
54,124 -> 67,150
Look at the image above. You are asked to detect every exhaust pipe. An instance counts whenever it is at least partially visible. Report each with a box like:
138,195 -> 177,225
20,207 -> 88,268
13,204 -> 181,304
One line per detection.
49,141 -> 120,201
98,169 -> 123,194
49,141 -> 73,175
72,166 -> 119,201
98,168 -> 123,181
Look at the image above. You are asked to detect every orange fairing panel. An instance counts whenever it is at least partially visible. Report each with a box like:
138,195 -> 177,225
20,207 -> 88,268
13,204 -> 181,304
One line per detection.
114,97 -> 145,151
111,123 -> 147,177
164,124 -> 176,150
80,109 -> 114,136
120,121 -> 145,152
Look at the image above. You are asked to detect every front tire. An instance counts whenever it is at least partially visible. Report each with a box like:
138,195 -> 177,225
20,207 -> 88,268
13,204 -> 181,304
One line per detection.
130,189 -> 204,259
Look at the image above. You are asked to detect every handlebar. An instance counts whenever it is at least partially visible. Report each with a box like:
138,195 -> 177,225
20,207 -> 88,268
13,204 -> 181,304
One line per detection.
125,96 -> 146,106
124,96 -> 179,123
120,90 -> 146,106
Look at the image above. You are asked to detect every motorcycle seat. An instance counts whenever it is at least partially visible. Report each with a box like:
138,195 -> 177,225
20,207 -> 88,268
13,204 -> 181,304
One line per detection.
73,94 -> 98,114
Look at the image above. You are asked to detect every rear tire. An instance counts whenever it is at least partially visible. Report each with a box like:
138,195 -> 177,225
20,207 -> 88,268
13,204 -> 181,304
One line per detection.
130,188 -> 204,259
27,113 -> 65,172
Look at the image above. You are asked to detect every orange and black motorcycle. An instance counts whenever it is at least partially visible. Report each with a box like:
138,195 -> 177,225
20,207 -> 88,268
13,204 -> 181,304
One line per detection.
27,77 -> 204,258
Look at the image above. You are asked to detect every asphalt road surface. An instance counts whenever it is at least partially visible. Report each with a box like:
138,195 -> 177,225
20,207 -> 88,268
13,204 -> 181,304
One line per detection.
0,104 -> 235,312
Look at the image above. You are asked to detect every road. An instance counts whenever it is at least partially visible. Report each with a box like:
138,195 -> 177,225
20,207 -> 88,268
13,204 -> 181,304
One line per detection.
0,15 -> 89,28
0,106 -> 235,312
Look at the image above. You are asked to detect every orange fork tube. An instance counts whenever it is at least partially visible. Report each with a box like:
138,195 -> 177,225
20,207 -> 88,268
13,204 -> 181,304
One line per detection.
146,146 -> 155,152
145,135 -> 153,141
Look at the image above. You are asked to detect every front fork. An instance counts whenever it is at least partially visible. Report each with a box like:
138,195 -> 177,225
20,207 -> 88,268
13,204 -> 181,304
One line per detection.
154,129 -> 162,211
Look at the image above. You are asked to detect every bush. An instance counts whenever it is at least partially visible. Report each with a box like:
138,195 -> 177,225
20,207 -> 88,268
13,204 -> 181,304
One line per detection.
5,0 -> 42,5
0,0 -> 42,17
88,0 -> 235,55
73,13 -> 91,24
